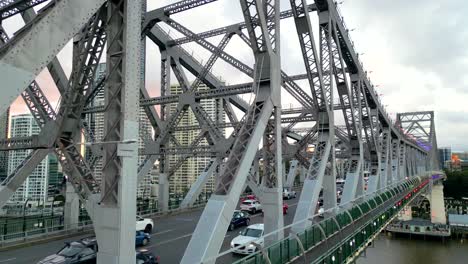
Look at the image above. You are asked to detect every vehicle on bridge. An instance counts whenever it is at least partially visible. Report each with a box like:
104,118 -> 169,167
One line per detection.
229,210 -> 250,231
283,188 -> 297,199
135,231 -> 151,246
240,194 -> 257,202
36,237 -> 158,264
136,216 -> 154,233
136,249 -> 159,264
230,224 -> 264,255
240,199 -> 262,214
36,237 -> 98,264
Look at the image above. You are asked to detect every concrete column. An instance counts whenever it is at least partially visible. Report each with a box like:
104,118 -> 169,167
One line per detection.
262,187 -> 284,246
64,182 -> 80,227
430,184 -> 446,224
299,166 -> 306,183
158,173 -> 169,212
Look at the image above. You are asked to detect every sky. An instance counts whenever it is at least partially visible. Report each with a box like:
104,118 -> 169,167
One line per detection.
2,0 -> 468,151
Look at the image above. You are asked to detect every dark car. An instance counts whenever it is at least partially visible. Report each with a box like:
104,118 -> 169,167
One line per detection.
136,249 -> 159,264
37,237 -> 98,264
136,231 -> 151,246
228,210 -> 250,231
37,237 -> 159,264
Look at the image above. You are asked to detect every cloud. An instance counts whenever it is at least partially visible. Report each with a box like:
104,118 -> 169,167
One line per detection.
2,0 -> 467,151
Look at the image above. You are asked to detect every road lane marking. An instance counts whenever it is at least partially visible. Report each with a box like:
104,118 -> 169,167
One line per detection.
144,229 -> 235,249
152,229 -> 174,235
175,217 -> 194,222
0,258 -> 16,263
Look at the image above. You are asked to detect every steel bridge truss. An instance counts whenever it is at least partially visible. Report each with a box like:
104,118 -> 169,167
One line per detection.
0,0 -> 439,263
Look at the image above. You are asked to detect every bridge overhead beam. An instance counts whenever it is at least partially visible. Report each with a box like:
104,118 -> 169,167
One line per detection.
0,0 -> 106,115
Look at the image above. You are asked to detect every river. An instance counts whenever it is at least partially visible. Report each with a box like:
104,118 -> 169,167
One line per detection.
357,233 -> 468,264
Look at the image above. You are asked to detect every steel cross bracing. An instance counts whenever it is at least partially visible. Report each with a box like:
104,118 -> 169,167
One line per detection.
0,0 -> 48,21
181,1 -> 283,262
0,0 -> 441,263
0,8 -> 104,207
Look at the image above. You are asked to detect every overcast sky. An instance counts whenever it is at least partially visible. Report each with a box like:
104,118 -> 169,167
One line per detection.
3,0 -> 467,151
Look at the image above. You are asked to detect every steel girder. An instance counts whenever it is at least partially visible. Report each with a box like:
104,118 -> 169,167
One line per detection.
162,3 -> 318,46
0,0 -> 48,21
90,1 -> 142,263
0,0 -> 106,115
0,7 -> 105,208
181,1 -> 283,262
290,0 -> 335,234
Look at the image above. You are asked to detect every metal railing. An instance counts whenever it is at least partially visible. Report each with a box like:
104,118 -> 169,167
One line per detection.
227,174 -> 439,264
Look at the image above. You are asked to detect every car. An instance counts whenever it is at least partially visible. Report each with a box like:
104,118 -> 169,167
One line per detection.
135,231 -> 151,246
282,188 -> 297,199
136,249 -> 159,264
318,207 -> 325,218
37,238 -> 158,264
240,194 -> 257,202
283,203 -> 289,214
37,237 -> 98,264
229,210 -> 250,231
230,224 -> 264,255
260,203 -> 288,216
240,199 -> 262,214
136,216 -> 154,233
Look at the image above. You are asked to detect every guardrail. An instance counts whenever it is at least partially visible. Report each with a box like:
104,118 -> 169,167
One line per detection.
230,175 -> 438,264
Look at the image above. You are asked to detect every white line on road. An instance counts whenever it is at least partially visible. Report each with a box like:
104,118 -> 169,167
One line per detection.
145,228 -> 236,249
0,258 -> 16,263
152,229 -> 174,235
175,218 -> 194,222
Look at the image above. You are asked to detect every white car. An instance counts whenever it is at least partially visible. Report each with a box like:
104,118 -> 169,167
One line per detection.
282,188 -> 297,199
240,199 -> 262,214
136,216 -> 154,233
318,207 -> 325,218
230,224 -> 264,254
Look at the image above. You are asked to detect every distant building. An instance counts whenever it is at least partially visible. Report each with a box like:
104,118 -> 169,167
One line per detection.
47,155 -> 63,195
8,114 -> 49,203
86,63 -> 156,198
0,108 -> 8,182
167,84 -> 225,194
438,147 -> 452,169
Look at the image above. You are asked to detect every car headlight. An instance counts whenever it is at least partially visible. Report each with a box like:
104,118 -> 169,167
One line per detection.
247,243 -> 256,249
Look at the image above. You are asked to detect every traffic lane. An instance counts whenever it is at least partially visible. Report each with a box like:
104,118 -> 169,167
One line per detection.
142,195 -> 300,264
216,197 -> 300,263
0,209 -> 205,264
0,193 -> 301,264
0,233 -> 93,264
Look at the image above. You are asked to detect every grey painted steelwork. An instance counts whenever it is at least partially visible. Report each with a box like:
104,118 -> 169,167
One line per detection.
0,0 -> 440,263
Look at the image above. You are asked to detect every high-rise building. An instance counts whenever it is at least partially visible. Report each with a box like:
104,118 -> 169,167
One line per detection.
167,84 -> 225,194
8,114 -> 49,203
438,147 -> 452,169
0,108 -> 9,182
47,155 -> 63,195
86,63 -> 156,197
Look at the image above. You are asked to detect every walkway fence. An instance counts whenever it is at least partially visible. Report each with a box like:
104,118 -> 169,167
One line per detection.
232,177 -> 428,264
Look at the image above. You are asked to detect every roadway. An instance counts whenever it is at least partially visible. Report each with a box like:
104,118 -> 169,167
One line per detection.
0,195 -> 301,264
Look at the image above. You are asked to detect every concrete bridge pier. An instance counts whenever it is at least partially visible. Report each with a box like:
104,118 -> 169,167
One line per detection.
64,182 -> 80,227
430,183 -> 447,224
